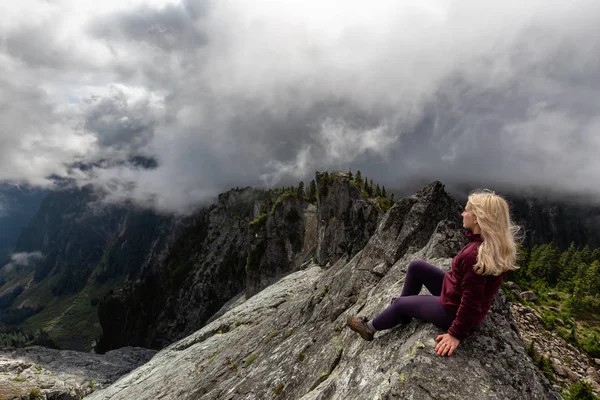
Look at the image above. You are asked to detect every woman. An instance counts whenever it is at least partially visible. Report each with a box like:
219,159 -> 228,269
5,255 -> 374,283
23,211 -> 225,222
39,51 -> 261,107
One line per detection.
346,189 -> 520,357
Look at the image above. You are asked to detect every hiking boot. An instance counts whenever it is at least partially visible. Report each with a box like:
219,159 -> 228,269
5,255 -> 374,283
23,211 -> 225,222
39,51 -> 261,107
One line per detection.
346,315 -> 375,341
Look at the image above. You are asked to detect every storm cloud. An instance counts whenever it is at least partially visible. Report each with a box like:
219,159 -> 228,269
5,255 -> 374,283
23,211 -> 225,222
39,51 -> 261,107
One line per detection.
1,0 -> 599,212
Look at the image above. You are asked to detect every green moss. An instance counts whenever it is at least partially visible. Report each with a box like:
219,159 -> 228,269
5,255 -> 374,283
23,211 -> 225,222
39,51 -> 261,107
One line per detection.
376,197 -> 393,212
270,195 -> 285,215
297,353 -> 305,362
245,354 -> 258,366
28,388 -> 42,399
249,213 -> 268,228
264,329 -> 280,343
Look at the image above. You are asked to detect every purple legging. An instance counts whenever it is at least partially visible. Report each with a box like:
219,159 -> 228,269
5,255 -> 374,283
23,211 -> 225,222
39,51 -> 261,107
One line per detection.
371,260 -> 456,331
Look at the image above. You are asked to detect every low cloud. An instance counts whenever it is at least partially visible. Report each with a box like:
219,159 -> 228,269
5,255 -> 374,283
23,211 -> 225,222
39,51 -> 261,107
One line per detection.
1,0 -> 600,212
2,251 -> 44,273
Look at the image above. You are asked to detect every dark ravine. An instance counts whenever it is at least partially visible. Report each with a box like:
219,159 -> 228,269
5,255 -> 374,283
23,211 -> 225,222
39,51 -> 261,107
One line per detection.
84,181 -> 561,400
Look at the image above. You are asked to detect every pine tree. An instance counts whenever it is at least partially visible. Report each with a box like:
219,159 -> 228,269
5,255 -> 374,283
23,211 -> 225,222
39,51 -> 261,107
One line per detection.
354,170 -> 363,187
559,242 -> 578,286
348,170 -> 353,181
297,181 -> 305,200
382,186 -> 387,199
528,243 -> 560,286
318,172 -> 330,199
580,245 -> 592,265
584,260 -> 600,298
375,184 -> 381,197
363,176 -> 369,193
592,247 -> 600,263
308,180 -> 317,203
390,193 -> 395,202
365,178 -> 373,197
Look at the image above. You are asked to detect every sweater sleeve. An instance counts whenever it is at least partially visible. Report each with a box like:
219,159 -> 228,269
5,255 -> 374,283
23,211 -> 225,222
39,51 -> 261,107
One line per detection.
447,253 -> 486,340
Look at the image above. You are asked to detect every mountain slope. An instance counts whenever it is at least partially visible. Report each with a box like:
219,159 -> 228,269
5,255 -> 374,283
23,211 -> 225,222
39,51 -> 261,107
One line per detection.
86,182 -> 560,400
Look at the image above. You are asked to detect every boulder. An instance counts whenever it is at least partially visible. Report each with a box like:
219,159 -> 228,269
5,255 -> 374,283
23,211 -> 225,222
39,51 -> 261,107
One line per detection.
521,291 -> 538,302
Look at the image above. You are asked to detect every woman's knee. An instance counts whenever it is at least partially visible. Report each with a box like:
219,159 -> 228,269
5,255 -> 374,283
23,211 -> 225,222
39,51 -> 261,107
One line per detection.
408,260 -> 427,273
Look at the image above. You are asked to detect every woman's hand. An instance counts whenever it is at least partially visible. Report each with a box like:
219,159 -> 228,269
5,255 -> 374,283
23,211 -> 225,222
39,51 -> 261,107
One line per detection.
435,333 -> 460,356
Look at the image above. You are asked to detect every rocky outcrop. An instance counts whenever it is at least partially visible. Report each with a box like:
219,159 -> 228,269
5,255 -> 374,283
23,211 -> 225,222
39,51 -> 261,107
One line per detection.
315,172 -> 381,267
246,195 -> 316,298
511,302 -> 600,396
0,346 -> 155,400
86,182 -> 560,400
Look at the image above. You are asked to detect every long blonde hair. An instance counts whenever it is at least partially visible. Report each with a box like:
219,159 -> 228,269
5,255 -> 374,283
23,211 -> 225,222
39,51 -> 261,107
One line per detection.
468,189 -> 521,276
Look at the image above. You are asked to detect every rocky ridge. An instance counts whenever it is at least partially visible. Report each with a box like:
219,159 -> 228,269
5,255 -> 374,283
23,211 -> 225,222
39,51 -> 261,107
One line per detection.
84,181 -> 561,400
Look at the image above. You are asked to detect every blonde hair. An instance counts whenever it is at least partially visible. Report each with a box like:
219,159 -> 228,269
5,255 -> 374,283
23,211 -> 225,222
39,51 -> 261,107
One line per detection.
467,189 -> 521,276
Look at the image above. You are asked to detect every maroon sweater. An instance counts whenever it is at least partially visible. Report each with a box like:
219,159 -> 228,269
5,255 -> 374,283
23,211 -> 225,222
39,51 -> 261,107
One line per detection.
440,231 -> 505,340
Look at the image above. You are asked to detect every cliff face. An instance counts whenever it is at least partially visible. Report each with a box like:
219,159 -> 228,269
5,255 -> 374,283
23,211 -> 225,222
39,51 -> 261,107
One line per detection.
98,174 -> 386,351
315,172 -> 381,267
85,181 -> 560,400
245,195 -> 316,298
96,188 -> 264,351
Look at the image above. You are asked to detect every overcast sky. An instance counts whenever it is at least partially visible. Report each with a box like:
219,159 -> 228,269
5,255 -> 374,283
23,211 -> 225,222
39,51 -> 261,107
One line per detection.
1,0 -> 599,213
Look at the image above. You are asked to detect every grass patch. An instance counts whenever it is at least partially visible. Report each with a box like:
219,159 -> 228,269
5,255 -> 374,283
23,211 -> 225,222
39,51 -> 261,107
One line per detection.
245,354 -> 258,366
16,276 -> 124,351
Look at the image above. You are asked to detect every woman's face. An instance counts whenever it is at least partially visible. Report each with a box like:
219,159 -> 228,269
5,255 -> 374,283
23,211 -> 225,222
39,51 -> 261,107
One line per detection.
461,203 -> 478,231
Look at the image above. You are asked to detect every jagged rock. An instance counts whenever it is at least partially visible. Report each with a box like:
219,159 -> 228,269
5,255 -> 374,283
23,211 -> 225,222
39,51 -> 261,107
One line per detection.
86,182 -> 560,400
423,219 -> 467,259
521,291 -> 538,302
0,346 -> 155,400
315,171 -> 381,267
